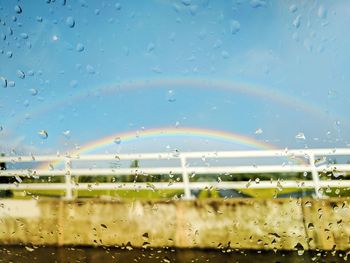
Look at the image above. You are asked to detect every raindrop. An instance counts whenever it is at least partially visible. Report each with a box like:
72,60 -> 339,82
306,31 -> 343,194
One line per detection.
29,88 -> 38,96
20,33 -> 29,39
100,224 -> 107,229
250,0 -> 266,8
294,242 -> 305,256
167,89 -> 176,102
115,3 -> 122,10
289,4 -> 297,13
229,20 -> 240,34
293,15 -> 301,28
182,0 -> 191,6
6,51 -> 13,58
318,5 -> 327,19
63,130 -> 70,138
16,70 -> 25,79
304,201 -> 312,207
255,128 -> 263,135
27,70 -> 34,76
38,130 -> 48,139
76,43 -> 84,52
189,5 -> 198,15
66,17 -> 75,28
8,80 -> 15,87
142,232 -> 149,239
295,132 -> 306,140
36,16 -> 43,22
255,178 -> 260,184
24,246 -> 34,252
14,5 -> 22,14
0,126 -> 3,132
86,64 -> 95,74
246,179 -> 252,188
307,223 -> 314,230
147,42 -> 155,53
276,180 -> 283,191
7,28 -> 13,36
0,77 -> 7,88
114,137 -> 121,144
221,50 -> 229,59
23,100 -> 30,107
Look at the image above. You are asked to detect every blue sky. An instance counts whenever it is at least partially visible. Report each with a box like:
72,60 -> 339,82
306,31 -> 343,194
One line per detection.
0,0 -> 350,155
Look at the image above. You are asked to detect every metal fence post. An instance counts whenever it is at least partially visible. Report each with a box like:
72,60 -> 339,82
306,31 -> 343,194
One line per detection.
180,156 -> 192,200
64,158 -> 73,200
308,153 -> 322,199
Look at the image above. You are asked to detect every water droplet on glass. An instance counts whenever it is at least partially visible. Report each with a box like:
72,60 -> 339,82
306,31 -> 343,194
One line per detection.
14,5 -> 22,14
6,51 -> 13,58
250,0 -> 266,8
24,246 -> 34,252
246,179 -> 252,188
20,33 -> 28,39
294,242 -> 305,256
221,50 -> 229,59
255,128 -> 263,135
114,137 -> 121,145
86,64 -> 95,74
167,90 -> 176,102
115,3 -> 122,10
63,130 -> 70,138
16,70 -> 25,79
147,42 -> 155,53
0,77 -> 7,88
230,20 -> 240,34
29,88 -> 38,96
8,80 -> 15,87
38,130 -> 48,139
305,201 -> 312,207
66,17 -> 75,28
255,178 -> 260,184
36,16 -> 43,22
276,180 -> 283,191
182,0 -> 191,6
289,4 -> 297,13
318,5 -> 327,19
76,43 -> 84,52
307,223 -> 314,230
293,15 -> 301,28
295,132 -> 306,140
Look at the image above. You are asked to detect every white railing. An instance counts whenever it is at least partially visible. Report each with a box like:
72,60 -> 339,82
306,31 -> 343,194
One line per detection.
0,148 -> 350,199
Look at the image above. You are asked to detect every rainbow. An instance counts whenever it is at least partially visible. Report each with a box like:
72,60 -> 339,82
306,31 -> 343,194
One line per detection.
9,77 -> 349,129
37,127 -> 274,169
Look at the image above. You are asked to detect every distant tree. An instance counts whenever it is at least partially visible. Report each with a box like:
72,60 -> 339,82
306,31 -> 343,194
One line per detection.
130,160 -> 139,168
0,153 -> 13,197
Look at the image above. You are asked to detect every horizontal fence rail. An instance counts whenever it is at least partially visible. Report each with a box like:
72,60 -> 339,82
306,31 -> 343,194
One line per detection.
0,148 -> 350,199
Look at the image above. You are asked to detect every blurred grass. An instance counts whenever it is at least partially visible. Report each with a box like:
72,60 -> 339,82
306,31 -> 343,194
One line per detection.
8,186 -> 350,200
11,189 -> 184,199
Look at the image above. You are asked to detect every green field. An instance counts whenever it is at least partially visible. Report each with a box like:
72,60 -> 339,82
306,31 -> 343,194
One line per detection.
5,186 -> 349,200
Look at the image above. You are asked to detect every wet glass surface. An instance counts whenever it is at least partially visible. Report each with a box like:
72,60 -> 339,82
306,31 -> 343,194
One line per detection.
0,246 -> 347,263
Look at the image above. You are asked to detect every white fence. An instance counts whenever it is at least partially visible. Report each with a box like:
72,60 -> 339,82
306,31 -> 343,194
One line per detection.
1,148 -> 350,199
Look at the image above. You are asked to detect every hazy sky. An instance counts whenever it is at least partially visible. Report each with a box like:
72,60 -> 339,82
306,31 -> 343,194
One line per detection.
0,0 -> 349,155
